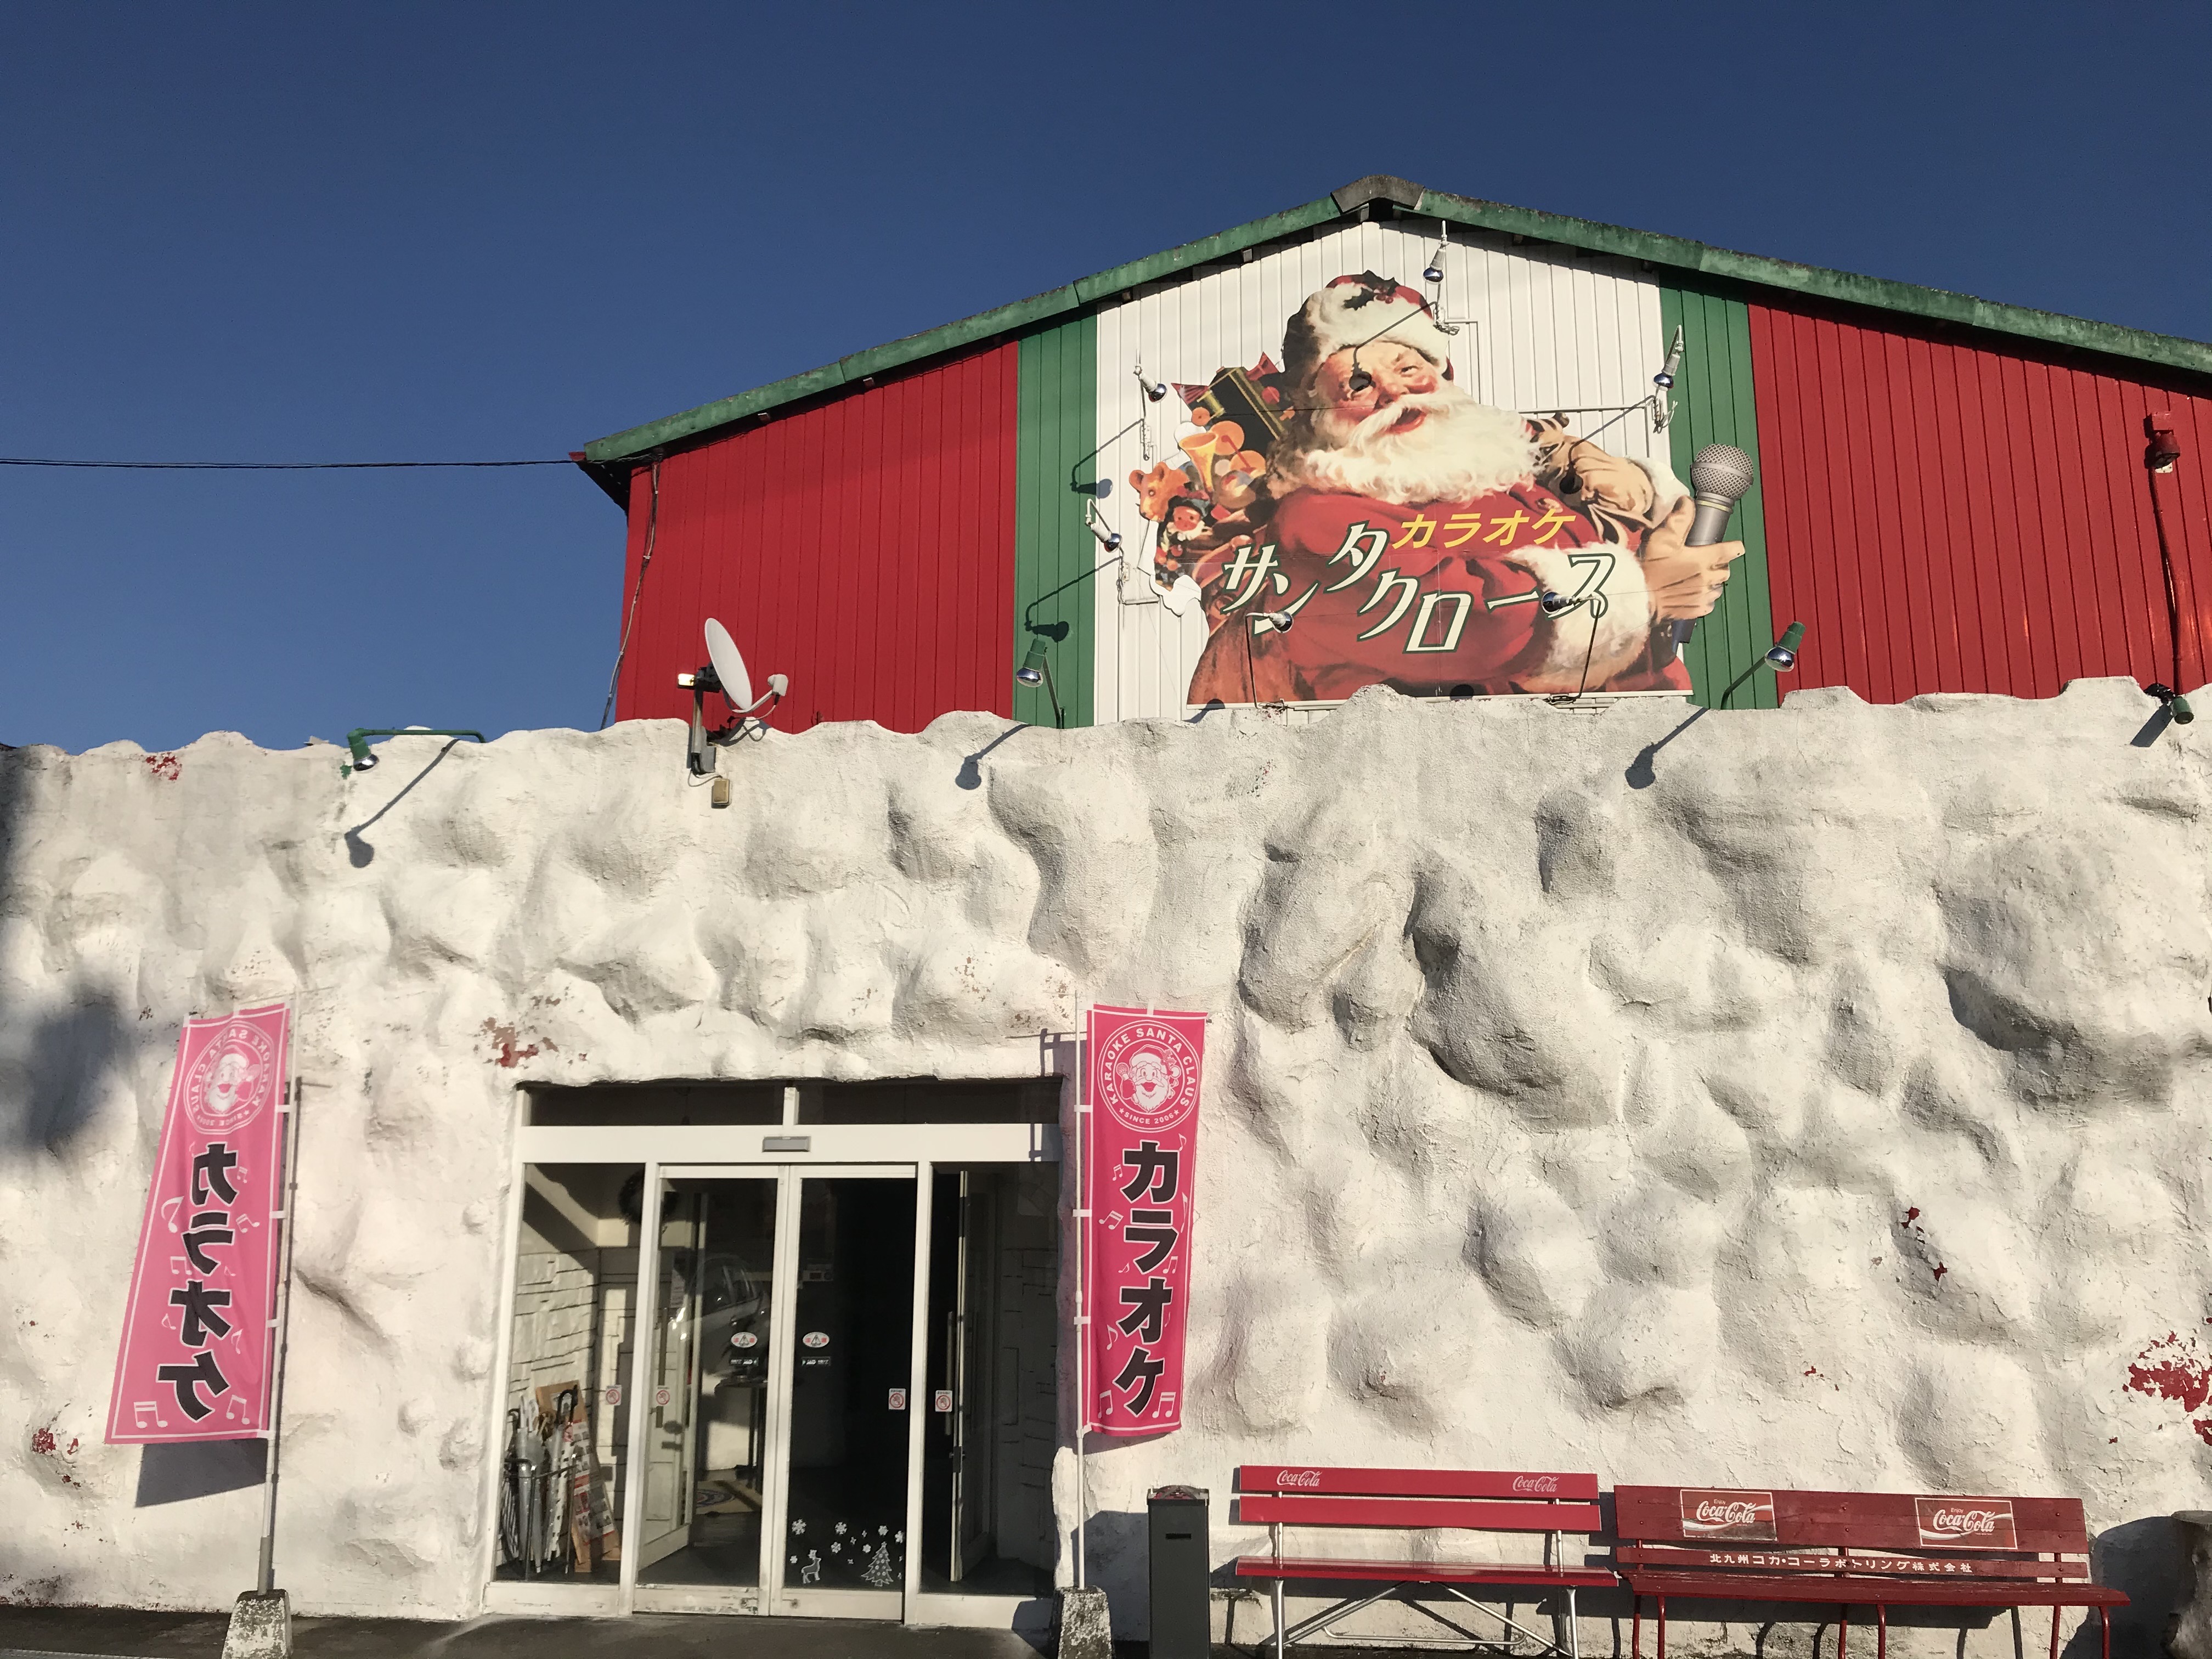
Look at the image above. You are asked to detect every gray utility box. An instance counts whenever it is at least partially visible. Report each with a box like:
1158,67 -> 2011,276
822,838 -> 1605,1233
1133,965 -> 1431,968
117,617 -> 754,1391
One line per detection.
1147,1485 -> 1210,1659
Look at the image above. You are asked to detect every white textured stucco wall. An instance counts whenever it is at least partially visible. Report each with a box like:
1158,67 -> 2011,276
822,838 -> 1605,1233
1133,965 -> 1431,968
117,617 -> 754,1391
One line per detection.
1,681 -> 2207,1652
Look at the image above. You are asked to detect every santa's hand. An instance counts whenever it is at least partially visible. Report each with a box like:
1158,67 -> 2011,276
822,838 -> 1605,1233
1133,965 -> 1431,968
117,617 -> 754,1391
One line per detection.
1640,496 -> 1745,620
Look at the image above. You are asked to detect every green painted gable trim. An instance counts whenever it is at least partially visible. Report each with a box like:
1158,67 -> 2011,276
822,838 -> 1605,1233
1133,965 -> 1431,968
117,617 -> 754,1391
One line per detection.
584,176 -> 2212,469
1012,318 -> 1098,729
1659,283 -> 1780,710
1418,188 -> 2212,381
583,199 -> 1341,466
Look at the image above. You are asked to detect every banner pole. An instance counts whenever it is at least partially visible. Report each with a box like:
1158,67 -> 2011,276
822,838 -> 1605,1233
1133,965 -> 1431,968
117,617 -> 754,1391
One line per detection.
255,1057 -> 305,1594
1074,998 -> 1091,1593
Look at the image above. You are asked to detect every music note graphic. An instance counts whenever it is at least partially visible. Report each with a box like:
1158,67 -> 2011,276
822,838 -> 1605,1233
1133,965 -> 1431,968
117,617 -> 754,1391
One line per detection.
160,1197 -> 184,1233
223,1395 -> 250,1423
133,1401 -> 168,1430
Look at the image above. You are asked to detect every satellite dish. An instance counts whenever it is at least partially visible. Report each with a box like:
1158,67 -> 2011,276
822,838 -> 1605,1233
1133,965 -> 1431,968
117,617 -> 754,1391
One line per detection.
704,618 -> 755,714
681,618 -> 788,777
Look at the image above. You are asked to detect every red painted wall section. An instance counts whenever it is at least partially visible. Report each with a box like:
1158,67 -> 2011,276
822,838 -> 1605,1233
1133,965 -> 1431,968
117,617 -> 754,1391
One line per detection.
1749,304 -> 2212,702
612,343 -> 1021,731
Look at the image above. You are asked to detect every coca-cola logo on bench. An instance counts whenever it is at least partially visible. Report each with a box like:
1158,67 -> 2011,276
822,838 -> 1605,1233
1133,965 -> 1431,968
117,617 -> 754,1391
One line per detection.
1275,1470 -> 1323,1488
1511,1475 -> 1560,1494
1915,1497 -> 2017,1549
1679,1489 -> 1779,1542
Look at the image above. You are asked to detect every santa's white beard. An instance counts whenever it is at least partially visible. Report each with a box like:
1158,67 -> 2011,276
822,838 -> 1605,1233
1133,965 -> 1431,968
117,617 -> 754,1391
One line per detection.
1268,387 -> 1537,505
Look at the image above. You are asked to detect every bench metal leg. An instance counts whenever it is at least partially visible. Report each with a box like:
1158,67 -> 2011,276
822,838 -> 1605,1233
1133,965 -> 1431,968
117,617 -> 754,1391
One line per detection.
1657,1595 -> 1667,1659
1631,1595 -> 1640,1659
1839,1604 -> 1848,1659
1273,1576 -> 1285,1659
1568,1586 -> 1579,1659
2050,1606 -> 2059,1659
1877,1604 -> 1887,1659
2101,1604 -> 2111,1659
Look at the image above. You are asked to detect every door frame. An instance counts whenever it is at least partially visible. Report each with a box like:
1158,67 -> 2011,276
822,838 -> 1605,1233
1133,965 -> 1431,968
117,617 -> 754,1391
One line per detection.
481,1103 -> 1059,1624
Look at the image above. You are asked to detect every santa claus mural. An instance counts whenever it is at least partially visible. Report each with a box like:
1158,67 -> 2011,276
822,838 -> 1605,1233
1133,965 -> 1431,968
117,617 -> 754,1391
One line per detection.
1139,273 -> 1746,704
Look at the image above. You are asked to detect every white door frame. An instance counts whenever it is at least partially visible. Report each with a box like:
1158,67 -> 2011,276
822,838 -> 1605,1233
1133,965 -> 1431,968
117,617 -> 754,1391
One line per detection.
483,1114 -> 1059,1624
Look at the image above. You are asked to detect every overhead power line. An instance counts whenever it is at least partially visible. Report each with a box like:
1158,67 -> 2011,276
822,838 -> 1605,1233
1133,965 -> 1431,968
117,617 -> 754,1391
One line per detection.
0,456 -> 573,470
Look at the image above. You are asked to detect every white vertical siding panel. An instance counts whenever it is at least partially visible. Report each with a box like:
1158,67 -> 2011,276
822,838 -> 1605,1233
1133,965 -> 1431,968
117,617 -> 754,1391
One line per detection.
1091,222 -> 1670,722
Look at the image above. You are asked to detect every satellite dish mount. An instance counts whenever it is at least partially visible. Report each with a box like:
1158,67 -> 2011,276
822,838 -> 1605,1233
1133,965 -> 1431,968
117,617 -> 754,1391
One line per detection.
678,618 -> 788,776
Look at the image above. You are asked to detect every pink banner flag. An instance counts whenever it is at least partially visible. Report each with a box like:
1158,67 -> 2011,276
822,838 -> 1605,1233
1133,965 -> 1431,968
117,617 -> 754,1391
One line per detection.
1084,1005 -> 1205,1436
108,1003 -> 290,1443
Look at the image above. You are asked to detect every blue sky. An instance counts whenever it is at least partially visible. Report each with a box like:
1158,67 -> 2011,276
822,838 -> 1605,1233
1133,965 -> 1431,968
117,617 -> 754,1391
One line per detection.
6,1 -> 2207,753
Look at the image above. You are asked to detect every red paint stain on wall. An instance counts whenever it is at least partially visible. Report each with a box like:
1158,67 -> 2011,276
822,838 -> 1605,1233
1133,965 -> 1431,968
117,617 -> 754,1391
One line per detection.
28,1427 -> 54,1455
479,1018 -> 555,1069
2128,1332 -> 2212,1413
143,754 -> 181,782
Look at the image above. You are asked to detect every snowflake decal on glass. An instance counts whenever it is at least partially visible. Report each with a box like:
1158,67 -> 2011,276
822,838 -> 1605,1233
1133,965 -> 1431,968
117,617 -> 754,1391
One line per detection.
790,1518 -> 807,1536
834,1521 -> 848,1535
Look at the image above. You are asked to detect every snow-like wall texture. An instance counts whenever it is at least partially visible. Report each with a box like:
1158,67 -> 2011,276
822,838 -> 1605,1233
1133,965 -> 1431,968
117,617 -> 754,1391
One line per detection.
0,681 -> 2207,1653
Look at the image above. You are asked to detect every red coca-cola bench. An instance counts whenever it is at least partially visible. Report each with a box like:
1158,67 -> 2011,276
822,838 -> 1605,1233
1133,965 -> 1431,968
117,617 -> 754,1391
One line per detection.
1614,1485 -> 2127,1659
1233,1465 -> 1618,1659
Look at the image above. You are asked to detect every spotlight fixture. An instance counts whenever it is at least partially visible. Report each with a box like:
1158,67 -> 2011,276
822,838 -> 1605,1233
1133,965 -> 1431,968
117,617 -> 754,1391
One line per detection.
1712,620 -> 1811,707
1015,637 -> 1049,686
1085,503 -> 1124,551
1538,590 -> 1576,618
1133,365 -> 1169,403
1255,610 -> 1295,634
1014,630 -> 1065,727
341,727 -> 484,777
1423,220 -> 1449,286
2147,683 -> 2196,724
1764,620 -> 1806,672
1347,363 -> 1374,394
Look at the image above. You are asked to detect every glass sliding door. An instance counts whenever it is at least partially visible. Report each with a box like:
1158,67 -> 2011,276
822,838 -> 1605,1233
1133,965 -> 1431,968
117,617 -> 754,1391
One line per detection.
635,1175 -> 780,1592
629,1165 -> 919,1618
779,1173 -> 917,1616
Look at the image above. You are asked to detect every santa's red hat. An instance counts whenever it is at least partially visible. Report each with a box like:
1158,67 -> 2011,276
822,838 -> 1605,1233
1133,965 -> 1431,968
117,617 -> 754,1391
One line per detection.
1282,273 -> 1455,389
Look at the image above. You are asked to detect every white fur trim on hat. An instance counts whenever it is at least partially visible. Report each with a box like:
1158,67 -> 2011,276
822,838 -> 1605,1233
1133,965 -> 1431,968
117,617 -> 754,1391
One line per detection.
1283,273 -> 1456,386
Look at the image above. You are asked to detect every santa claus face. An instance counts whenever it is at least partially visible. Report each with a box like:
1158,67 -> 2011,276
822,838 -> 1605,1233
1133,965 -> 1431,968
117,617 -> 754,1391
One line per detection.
1314,341 -> 1444,431
1125,1051 -> 1175,1112
1272,356 -> 1537,509
205,1051 -> 256,1117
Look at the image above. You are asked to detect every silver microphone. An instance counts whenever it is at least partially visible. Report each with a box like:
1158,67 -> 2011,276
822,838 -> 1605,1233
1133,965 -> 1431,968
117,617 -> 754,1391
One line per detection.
1671,444 -> 1755,648
1687,444 -> 1755,546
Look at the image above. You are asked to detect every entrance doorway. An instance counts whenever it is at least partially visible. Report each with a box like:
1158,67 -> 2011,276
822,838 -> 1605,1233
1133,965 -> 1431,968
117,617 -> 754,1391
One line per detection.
485,1091 -> 1062,1629
637,1167 -> 917,1617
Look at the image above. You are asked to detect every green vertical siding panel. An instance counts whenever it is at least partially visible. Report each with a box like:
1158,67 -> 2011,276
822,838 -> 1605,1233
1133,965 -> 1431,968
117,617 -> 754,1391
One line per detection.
1013,317 -> 1098,728
1660,285 -> 1780,709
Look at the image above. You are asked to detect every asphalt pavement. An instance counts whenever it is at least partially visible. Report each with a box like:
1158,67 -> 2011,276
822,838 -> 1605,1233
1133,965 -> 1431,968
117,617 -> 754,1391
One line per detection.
0,1609 -> 1060,1659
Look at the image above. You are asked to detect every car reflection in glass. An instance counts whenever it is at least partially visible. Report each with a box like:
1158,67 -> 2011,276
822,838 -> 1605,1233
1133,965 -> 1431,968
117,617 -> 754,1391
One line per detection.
699,1252 -> 770,1384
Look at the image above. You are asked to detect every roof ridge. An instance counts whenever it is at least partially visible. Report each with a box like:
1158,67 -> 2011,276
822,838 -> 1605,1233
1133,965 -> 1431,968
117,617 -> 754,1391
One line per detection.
579,176 -> 2212,470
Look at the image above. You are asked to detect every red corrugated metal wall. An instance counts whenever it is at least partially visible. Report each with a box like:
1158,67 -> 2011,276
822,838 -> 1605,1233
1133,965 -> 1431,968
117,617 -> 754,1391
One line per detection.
613,343 -> 1021,731
1749,304 -> 2212,702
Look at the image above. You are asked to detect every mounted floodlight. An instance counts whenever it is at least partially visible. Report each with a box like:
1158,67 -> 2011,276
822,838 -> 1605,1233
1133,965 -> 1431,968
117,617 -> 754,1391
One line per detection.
1424,220 -> 1449,285
1133,365 -> 1169,403
681,618 -> 788,776
1347,363 -> 1374,394
2148,682 -> 2197,725
1014,633 -> 1065,727
1255,610 -> 1295,634
341,727 -> 484,778
1539,590 -> 1576,618
1084,502 -> 1124,551
1764,620 -> 1807,672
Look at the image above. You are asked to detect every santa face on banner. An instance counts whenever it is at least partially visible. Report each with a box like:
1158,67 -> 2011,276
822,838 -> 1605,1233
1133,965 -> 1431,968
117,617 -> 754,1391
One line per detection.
1136,273 -> 1747,706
